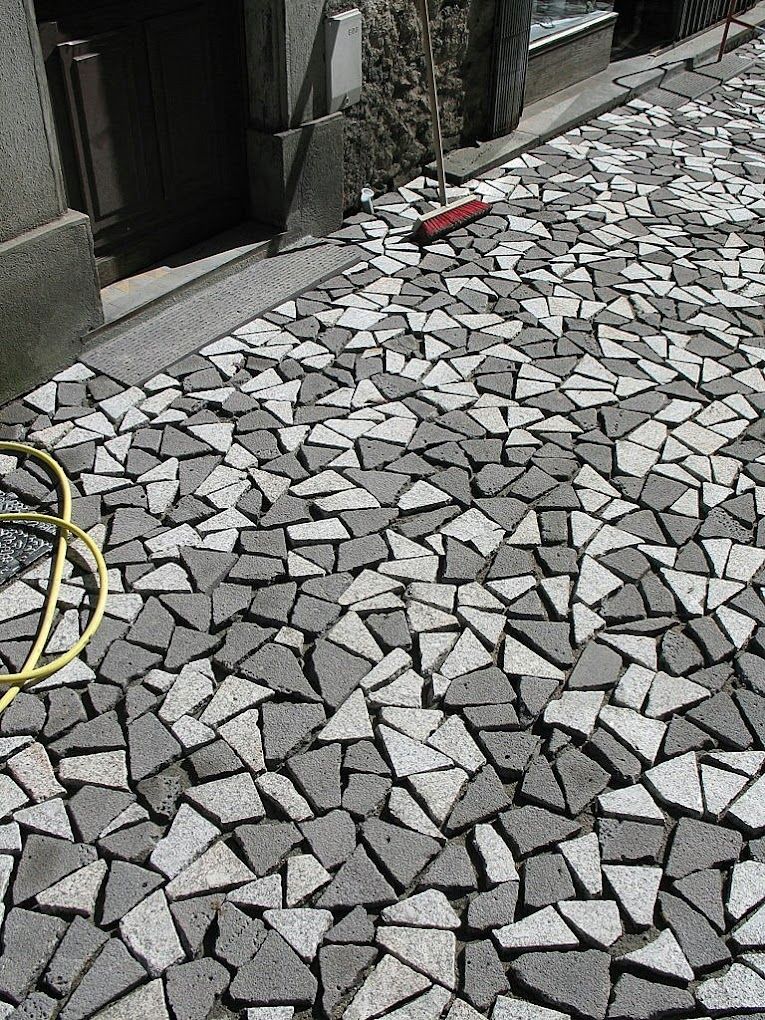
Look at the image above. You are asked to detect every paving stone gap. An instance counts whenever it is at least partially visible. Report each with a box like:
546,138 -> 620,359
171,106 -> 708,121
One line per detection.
0,35 -> 764,1020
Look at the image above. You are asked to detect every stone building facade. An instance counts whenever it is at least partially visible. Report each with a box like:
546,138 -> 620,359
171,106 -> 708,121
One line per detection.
1,0 -> 616,399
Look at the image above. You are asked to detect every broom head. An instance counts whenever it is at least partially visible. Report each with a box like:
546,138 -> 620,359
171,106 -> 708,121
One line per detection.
414,197 -> 491,243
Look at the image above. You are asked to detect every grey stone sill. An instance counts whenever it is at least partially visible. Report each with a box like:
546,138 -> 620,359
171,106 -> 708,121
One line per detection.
430,0 -> 765,185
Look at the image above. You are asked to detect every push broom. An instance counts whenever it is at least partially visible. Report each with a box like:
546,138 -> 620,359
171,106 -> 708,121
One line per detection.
413,0 -> 490,242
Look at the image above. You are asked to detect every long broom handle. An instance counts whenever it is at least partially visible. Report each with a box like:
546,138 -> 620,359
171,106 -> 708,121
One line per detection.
415,0 -> 448,206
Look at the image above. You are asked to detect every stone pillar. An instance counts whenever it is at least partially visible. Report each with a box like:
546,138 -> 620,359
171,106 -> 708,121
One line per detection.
0,0 -> 103,403
243,0 -> 345,236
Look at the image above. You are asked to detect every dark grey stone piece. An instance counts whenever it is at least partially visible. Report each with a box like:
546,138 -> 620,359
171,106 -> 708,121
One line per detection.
235,822 -> 301,877
229,931 -> 318,1007
463,939 -> 508,1012
0,908 -> 66,1004
569,643 -> 623,689
214,902 -> 267,967
467,881 -> 519,931
67,787 -> 135,844
127,712 -> 182,783
363,818 -> 440,889
608,974 -> 694,1019
325,906 -> 376,945
555,748 -> 610,815
674,869 -> 725,932
309,639 -> 370,709
523,852 -> 575,910
43,917 -> 109,999
521,756 -> 566,812
98,820 -> 164,864
100,861 -> 165,927
510,950 -> 611,1020
300,810 -> 357,870
659,892 -> 730,973
666,818 -> 743,879
447,765 -> 514,833
500,806 -> 579,857
59,939 -> 147,1020
480,731 -> 539,779
319,944 -> 377,1016
243,644 -> 319,701
12,835 -> 97,905
261,701 -> 327,763
317,846 -> 396,909
288,743 -> 342,812
165,958 -> 230,1020
444,667 -> 516,707
598,819 -> 664,864
52,710 -> 125,755
342,773 -> 391,819
419,844 -> 478,895
171,895 -> 225,956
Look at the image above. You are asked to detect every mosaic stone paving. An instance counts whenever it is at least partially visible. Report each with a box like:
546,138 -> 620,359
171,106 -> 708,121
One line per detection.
0,43 -> 765,1020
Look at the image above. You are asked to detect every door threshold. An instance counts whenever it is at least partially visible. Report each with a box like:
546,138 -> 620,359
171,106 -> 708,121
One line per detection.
99,220 -> 297,326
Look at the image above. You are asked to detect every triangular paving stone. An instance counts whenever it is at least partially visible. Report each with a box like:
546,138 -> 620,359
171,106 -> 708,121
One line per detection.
287,744 -> 342,812
665,818 -> 743,879
509,950 -> 611,1020
343,954 -> 431,1020
229,931 -> 317,1007
443,667 -> 516,707
179,548 -> 237,593
164,959 -> 229,1020
521,757 -> 566,812
603,865 -> 662,929
419,844 -> 477,895
621,928 -> 694,982
235,822 -> 302,877
500,807 -> 579,857
377,925 -> 456,988
309,639 -> 371,708
556,748 -> 610,815
608,974 -> 694,1020
325,906 -> 376,945
317,846 -> 396,909
317,689 -> 373,742
243,645 -> 319,701
363,819 -> 440,889
446,765 -> 513,834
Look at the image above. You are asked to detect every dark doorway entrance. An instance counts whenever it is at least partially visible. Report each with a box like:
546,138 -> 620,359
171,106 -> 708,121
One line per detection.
36,0 -> 248,286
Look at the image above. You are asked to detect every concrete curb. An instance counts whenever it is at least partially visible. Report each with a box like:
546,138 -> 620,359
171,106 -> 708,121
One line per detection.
429,2 -> 765,186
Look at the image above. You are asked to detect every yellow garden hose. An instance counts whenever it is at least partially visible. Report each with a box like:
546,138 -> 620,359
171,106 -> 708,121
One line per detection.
0,443 -> 108,715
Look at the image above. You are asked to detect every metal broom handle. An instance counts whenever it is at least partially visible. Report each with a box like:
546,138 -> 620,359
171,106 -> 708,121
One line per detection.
415,0 -> 448,206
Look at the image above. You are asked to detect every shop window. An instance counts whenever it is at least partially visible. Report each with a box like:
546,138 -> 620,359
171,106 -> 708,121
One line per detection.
530,0 -> 615,42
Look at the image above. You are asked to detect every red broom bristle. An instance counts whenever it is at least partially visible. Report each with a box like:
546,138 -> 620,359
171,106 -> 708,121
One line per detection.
415,199 -> 491,243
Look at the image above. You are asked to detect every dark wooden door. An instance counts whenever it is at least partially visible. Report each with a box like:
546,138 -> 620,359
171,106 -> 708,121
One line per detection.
37,0 -> 248,284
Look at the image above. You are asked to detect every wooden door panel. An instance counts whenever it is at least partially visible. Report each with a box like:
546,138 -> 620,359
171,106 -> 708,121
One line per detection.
58,30 -> 161,230
146,5 -> 218,202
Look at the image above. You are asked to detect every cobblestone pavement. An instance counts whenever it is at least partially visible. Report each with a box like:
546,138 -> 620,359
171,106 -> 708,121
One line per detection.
1,41 -> 765,1020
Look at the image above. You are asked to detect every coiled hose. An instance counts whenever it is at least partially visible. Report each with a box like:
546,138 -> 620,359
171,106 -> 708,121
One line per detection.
0,442 -> 108,715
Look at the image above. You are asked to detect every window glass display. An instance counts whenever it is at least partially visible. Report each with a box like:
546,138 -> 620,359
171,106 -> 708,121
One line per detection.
530,0 -> 615,42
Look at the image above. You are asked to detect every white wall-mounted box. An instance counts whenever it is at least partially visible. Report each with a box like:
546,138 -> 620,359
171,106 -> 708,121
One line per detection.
325,9 -> 363,115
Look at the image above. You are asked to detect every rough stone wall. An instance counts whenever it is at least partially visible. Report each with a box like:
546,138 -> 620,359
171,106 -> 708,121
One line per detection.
327,0 -> 495,208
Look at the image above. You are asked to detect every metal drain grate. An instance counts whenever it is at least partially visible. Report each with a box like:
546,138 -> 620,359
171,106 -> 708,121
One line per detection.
0,493 -> 54,588
82,241 -> 364,386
